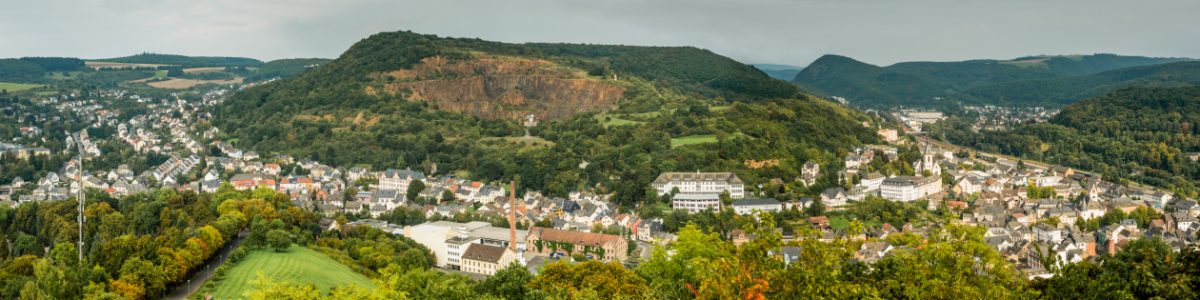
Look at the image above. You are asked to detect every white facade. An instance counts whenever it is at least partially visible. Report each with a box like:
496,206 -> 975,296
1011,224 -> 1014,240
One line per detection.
379,168 -> 426,194
652,171 -> 746,199
732,198 -> 781,215
881,176 -> 942,202
672,193 -> 721,213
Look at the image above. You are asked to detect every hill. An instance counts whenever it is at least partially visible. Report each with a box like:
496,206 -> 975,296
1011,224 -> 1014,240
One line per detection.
960,61 -> 1200,105
793,54 -> 1195,108
242,58 -> 332,82
90,53 -> 264,67
750,64 -> 805,80
215,30 -> 886,207
222,31 -> 800,123
927,85 -> 1200,195
791,55 -> 943,106
0,59 -> 46,83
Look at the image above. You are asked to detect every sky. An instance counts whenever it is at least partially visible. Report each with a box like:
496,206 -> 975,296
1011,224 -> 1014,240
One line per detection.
2,0 -> 1198,67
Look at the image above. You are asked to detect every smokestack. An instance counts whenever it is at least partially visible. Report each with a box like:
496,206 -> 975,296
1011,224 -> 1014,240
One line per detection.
509,181 -> 517,251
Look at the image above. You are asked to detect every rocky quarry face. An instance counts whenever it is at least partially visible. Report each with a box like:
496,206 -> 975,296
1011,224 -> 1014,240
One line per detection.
376,56 -> 623,120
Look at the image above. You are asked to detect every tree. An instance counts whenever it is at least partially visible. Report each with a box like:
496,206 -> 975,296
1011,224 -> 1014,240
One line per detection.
475,262 -> 540,300
249,219 -> 269,249
397,249 -> 428,271
268,229 -> 291,252
805,197 -> 826,216
529,260 -> 647,299
407,180 -> 426,203
51,241 -> 78,266
440,190 -> 454,204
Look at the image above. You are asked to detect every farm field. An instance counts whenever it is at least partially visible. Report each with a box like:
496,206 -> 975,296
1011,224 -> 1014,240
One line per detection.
205,246 -> 377,300
0,82 -> 43,92
44,71 -> 90,80
671,134 -> 717,148
148,77 -> 244,89
183,67 -> 225,73
84,61 -> 169,70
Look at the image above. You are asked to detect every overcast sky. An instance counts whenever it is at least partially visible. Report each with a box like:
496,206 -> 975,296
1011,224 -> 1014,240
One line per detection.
2,0 -> 1197,67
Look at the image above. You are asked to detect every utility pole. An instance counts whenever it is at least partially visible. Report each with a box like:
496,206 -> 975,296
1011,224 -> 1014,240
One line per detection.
75,131 -> 87,265
77,132 -> 85,264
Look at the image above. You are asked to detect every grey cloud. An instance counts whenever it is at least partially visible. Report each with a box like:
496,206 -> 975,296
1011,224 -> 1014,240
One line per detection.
0,0 -> 1196,66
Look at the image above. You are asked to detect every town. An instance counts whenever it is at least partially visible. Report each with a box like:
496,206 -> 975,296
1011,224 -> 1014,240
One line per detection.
0,82 -> 1187,282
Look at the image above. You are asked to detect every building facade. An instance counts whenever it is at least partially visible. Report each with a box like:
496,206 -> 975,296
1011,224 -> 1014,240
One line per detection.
881,176 -> 942,202
652,171 -> 746,199
732,198 -> 782,215
379,168 -> 426,195
460,243 -> 518,275
526,227 -> 628,262
671,193 -> 721,213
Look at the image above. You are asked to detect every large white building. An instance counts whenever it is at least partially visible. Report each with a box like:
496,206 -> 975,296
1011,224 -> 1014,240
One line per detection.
731,198 -> 781,215
652,171 -> 746,199
378,168 -> 426,195
881,176 -> 942,202
860,172 -> 886,192
672,193 -> 721,213
403,221 -> 525,268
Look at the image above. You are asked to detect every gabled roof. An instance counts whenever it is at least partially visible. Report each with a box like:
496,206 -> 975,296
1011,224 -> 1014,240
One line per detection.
528,227 -> 623,248
462,243 -> 509,264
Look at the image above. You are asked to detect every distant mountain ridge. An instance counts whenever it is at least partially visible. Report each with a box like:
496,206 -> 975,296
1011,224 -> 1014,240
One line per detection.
750,64 -> 805,80
90,53 -> 264,67
792,53 -> 1195,108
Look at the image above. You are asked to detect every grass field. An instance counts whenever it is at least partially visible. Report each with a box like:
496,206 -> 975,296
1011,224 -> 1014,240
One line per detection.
206,246 -> 377,299
594,114 -> 645,127
0,82 -> 43,92
828,216 -> 850,230
671,135 -> 717,147
44,71 -> 90,80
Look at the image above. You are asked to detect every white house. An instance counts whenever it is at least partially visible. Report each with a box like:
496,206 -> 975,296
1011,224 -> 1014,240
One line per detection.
881,176 -> 942,202
652,171 -> 746,199
731,198 -> 781,215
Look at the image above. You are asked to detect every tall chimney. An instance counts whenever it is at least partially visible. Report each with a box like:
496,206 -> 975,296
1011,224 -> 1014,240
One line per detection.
509,181 -> 517,250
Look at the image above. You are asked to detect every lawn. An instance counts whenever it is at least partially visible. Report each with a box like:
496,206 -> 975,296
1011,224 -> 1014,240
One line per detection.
671,135 -> 717,148
205,246 -> 377,300
828,216 -> 851,230
0,82 -> 43,92
594,114 -> 645,127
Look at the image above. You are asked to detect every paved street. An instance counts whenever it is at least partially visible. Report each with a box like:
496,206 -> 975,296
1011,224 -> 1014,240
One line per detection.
162,231 -> 249,300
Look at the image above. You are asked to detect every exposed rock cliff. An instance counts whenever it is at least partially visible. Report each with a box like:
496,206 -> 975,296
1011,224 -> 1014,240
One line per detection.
375,57 -> 622,120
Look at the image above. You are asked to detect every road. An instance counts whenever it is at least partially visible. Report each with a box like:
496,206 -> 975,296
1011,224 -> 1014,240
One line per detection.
162,231 -> 249,300
903,121 -> 1060,172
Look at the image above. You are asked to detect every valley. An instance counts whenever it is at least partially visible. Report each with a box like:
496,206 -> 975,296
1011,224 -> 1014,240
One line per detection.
0,25 -> 1197,300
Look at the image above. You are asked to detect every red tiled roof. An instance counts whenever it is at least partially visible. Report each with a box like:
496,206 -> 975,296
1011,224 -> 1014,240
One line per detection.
529,227 -> 624,248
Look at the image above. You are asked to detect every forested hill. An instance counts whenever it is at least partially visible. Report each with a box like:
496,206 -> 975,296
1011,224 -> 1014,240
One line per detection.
219,30 -> 802,126
960,61 -> 1200,105
928,86 -> 1200,197
242,58 -> 332,82
793,53 -> 1195,108
791,55 -> 942,106
90,53 -> 264,67
213,30 -> 887,208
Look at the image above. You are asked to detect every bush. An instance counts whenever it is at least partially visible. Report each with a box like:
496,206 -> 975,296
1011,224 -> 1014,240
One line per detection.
230,247 -> 248,263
